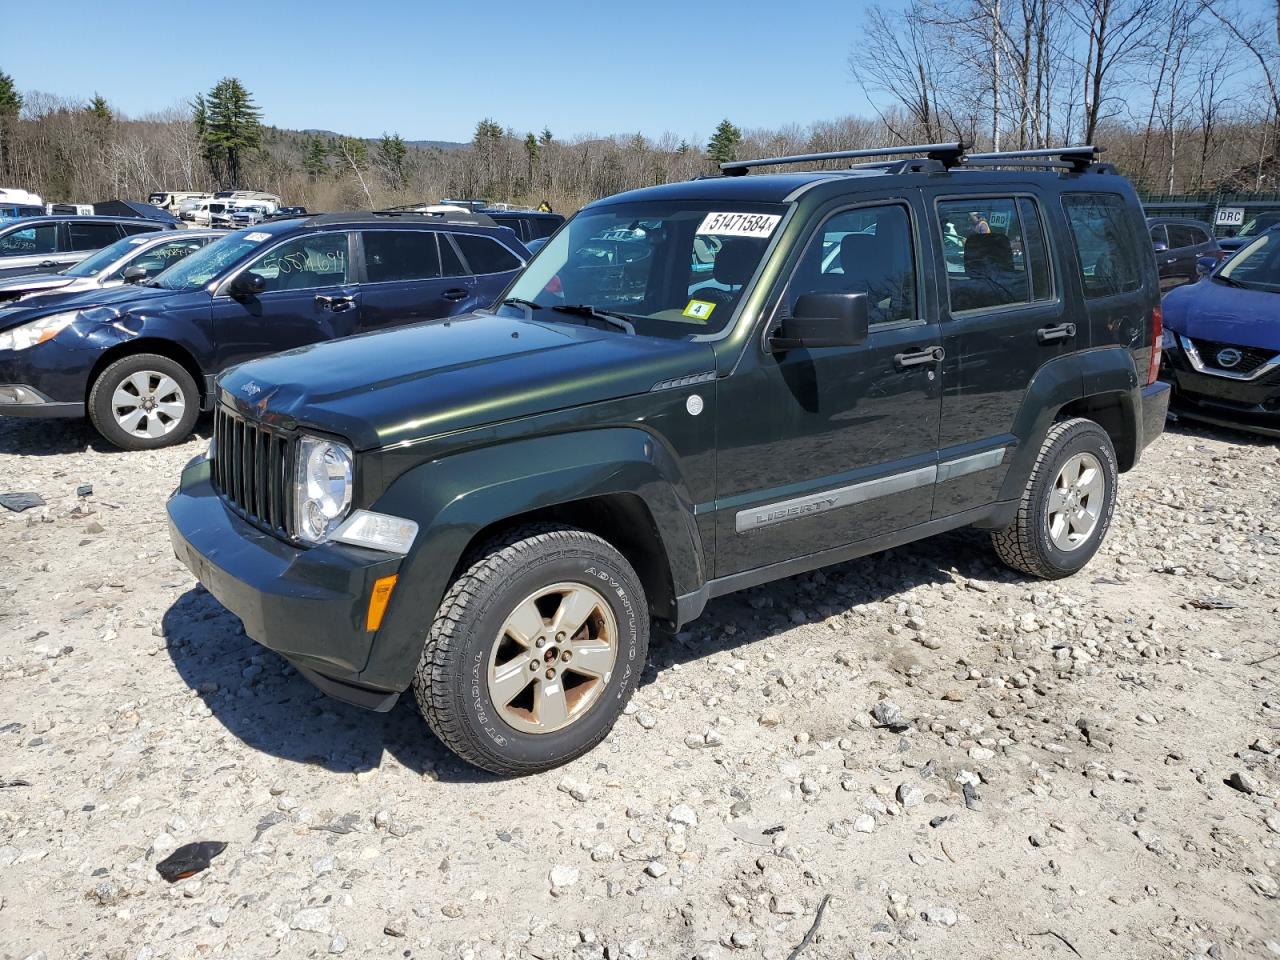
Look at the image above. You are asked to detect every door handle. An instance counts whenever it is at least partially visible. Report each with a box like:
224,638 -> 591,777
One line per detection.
1164,258 -> 1178,264
315,295 -> 355,312
442,288 -> 469,302
1036,322 -> 1076,344
893,346 -> 945,369
39,260 -> 57,268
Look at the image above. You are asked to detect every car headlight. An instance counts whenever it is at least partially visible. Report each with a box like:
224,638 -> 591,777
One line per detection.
293,436 -> 353,543
0,310 -> 79,351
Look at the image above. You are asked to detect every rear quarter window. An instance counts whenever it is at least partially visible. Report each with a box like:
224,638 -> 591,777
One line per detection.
1062,194 -> 1145,299
453,233 -> 522,274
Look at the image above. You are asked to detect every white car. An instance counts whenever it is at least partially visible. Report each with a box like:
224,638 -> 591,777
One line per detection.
0,229 -> 226,304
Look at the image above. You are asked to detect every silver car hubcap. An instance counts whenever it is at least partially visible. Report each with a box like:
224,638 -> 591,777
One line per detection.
487,582 -> 618,735
1047,452 -> 1104,551
111,371 -> 186,439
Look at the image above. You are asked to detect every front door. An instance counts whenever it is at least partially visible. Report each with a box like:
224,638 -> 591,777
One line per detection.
713,197 -> 944,577
211,231 -> 361,369
0,222 -> 67,279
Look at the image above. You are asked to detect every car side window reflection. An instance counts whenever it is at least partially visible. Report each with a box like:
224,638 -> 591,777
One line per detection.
245,233 -> 350,293
784,204 -> 917,326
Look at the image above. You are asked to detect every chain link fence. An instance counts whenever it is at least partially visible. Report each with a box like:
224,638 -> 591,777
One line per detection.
1139,192 -> 1280,236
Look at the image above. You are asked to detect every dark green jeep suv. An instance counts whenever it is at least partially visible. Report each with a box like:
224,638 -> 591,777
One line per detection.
167,143 -> 1170,775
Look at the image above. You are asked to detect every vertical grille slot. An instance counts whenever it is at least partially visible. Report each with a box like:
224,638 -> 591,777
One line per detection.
211,405 -> 293,536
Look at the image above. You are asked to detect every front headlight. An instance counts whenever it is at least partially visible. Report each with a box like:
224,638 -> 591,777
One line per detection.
293,435 -> 353,543
0,311 -> 79,351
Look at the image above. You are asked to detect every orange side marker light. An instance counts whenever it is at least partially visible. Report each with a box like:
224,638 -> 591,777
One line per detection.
366,575 -> 398,632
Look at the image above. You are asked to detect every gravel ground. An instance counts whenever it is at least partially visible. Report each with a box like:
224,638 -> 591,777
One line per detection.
1,413 -> 1278,960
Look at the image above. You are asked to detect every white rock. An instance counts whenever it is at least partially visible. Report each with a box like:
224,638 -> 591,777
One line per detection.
290,907 -> 331,934
667,804 -> 698,827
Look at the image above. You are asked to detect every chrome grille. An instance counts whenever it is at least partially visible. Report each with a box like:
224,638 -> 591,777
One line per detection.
1189,338 -> 1276,375
212,405 -> 293,535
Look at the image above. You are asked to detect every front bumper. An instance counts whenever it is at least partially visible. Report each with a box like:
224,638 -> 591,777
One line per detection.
1161,345 -> 1280,439
166,454 -> 405,710
0,383 -> 85,418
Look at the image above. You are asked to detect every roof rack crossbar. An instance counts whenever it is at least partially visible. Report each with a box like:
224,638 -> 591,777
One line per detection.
720,142 -> 968,176
963,145 -> 1101,172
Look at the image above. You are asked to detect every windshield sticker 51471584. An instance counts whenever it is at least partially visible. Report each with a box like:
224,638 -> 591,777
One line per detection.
696,212 -> 781,238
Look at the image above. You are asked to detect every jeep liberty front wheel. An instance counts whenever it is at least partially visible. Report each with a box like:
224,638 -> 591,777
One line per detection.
992,417 -> 1118,579
413,524 -> 649,775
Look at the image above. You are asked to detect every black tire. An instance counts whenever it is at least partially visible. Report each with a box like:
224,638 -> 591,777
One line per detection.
413,523 -> 649,775
88,353 -> 200,450
991,417 -> 1118,579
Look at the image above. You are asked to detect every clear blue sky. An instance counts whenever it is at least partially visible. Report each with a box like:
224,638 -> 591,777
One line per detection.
2,0 -> 883,143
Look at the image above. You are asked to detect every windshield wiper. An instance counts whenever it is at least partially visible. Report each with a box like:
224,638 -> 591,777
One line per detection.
502,297 -> 542,312
551,303 -> 635,334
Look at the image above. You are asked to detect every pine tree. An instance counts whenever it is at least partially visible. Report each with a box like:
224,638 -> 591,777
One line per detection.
539,127 -> 553,146
377,132 -> 408,186
198,77 -> 263,186
0,70 -> 22,179
524,131 -> 539,185
707,119 -> 743,165
303,137 -> 328,179
86,94 -> 112,125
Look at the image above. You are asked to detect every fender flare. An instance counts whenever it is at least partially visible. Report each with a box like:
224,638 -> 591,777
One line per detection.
358,427 -> 704,690
998,347 -> 1139,501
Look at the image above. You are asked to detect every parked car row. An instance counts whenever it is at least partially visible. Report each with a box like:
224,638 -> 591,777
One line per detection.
0,215 -> 176,281
0,210 -> 527,447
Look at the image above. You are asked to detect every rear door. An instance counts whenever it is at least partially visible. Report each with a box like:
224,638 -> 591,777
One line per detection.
450,231 -> 525,310
357,228 -> 469,332
211,230 -> 361,369
927,190 -> 1069,516
0,222 -> 64,278
1164,223 -> 1202,290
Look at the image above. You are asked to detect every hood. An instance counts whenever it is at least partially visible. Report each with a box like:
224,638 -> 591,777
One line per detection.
1217,237 -> 1247,252
0,274 -> 76,301
0,283 -> 178,332
1162,278 -> 1280,352
218,310 -> 717,451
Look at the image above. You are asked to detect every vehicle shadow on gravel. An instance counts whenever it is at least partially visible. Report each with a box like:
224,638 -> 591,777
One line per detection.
0,414 -> 211,457
641,526 -> 1013,682
161,587 -> 498,784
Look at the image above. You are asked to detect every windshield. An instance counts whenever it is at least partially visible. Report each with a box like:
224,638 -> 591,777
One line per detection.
1237,215 -> 1280,238
150,231 -> 270,291
500,200 -> 787,338
1218,232 -> 1280,291
63,235 -> 144,277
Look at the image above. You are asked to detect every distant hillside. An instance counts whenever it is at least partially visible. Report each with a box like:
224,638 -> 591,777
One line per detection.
297,129 -> 466,151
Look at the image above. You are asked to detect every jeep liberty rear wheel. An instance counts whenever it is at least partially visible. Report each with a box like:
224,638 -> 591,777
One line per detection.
88,353 -> 199,450
992,417 -> 1118,579
413,524 -> 649,775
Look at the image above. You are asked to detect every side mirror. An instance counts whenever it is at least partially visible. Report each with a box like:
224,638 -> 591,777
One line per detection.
770,292 -> 869,352
229,272 -> 266,298
122,265 -> 148,283
1195,255 -> 1218,278
1152,241 -> 1169,253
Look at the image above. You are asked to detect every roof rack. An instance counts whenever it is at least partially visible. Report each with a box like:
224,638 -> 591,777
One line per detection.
304,210 -> 498,228
962,145 -> 1103,173
720,142 -> 1108,177
720,142 -> 968,176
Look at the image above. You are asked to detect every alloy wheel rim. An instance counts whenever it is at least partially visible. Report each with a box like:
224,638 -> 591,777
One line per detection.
111,371 -> 186,439
486,581 -> 618,735
1047,451 -> 1104,551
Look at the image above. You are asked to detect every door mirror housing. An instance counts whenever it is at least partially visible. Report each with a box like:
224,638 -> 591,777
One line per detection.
229,272 -> 266,298
122,265 -> 148,284
769,292 -> 870,352
1195,255 -> 1219,277
1152,241 -> 1169,253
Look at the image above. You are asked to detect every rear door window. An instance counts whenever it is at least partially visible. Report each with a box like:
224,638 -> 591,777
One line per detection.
362,230 -> 442,283
1061,194 -> 1144,299
532,217 -> 561,239
120,222 -> 160,236
936,197 -> 1053,312
0,224 -> 57,256
69,221 -> 124,251
1166,224 -> 1199,249
452,232 -> 522,274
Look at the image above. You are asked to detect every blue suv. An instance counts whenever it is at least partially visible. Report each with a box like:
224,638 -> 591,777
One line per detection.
0,211 -> 528,449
